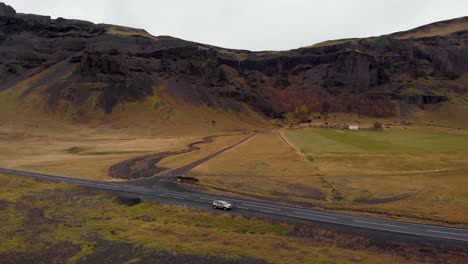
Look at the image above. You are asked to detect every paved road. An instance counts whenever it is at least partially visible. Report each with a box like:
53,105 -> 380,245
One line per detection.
1,167 -> 468,242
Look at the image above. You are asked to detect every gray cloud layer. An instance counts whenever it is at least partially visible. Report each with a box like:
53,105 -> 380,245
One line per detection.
6,0 -> 468,51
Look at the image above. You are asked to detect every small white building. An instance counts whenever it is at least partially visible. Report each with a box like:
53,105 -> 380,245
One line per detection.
349,125 -> 359,130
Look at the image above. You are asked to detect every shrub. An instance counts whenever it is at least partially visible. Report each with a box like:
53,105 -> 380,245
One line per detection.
306,155 -> 314,163
292,105 -> 310,123
372,121 -> 384,131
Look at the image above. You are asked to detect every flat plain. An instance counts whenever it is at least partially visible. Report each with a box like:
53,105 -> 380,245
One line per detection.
283,126 -> 468,225
187,126 -> 468,226
1,173 -> 425,264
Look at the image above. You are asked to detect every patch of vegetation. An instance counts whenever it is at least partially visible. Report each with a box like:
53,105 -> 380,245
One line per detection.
290,105 -> 310,123
105,25 -> 156,39
371,121 -> 384,131
306,155 -> 314,163
286,127 -> 468,154
215,48 -> 249,60
153,100 -> 172,119
306,38 -> 356,48
397,19 -> 468,39
0,173 -> 407,263
284,127 -> 468,225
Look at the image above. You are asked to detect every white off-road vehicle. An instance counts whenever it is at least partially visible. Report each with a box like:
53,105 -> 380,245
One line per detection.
212,200 -> 232,210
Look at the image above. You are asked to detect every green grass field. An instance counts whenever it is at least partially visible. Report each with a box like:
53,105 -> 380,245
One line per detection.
285,127 -> 468,155
187,127 -> 468,225
284,127 -> 468,225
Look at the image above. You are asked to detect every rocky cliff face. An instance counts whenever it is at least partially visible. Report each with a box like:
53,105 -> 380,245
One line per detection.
0,2 -> 467,119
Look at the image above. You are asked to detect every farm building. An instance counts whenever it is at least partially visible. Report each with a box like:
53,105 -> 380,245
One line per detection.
349,125 -> 359,130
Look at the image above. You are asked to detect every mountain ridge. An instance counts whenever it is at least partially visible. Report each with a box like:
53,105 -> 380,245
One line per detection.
1,2 -> 467,128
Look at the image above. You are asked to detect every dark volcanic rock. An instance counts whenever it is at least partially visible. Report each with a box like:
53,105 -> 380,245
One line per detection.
0,3 -> 466,118
117,196 -> 142,206
398,94 -> 449,106
0,2 -> 15,16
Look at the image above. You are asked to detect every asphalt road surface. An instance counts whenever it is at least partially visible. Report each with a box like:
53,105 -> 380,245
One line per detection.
1,167 -> 468,243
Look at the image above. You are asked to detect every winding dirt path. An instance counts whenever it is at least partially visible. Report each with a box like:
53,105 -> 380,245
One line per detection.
162,133 -> 258,178
353,188 -> 423,204
131,132 -> 259,188
109,134 -> 239,179
109,132 -> 257,180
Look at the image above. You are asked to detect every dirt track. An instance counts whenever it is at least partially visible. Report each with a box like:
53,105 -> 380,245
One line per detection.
108,132 -> 255,180
353,188 -> 422,204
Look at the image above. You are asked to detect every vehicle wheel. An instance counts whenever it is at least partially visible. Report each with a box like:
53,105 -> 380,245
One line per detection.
213,205 -> 217,209
223,207 -> 227,211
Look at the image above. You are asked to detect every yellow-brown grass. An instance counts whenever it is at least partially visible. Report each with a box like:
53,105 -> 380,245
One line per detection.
397,18 -> 468,39
0,130 -> 196,181
190,132 -> 324,201
306,38 -> 356,48
0,173 -> 411,264
0,64 -> 270,180
158,133 -> 249,170
105,25 -> 157,39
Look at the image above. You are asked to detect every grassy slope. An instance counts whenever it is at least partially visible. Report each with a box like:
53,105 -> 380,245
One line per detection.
306,38 -> 356,48
105,25 -> 157,39
284,127 -> 468,225
396,17 -> 468,39
0,64 -> 270,180
0,173 -> 407,264
0,62 -> 269,137
409,88 -> 468,129
306,17 -> 468,46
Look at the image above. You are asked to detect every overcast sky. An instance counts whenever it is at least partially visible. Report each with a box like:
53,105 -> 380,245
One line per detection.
5,0 -> 468,51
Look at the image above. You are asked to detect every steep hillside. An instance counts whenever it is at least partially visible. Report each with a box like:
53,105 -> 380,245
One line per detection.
0,2 -> 467,129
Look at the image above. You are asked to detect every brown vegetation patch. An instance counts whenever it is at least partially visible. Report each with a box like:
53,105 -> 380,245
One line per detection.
116,196 -> 142,206
290,223 -> 468,264
271,183 -> 326,200
0,242 -> 80,264
2,172 -> 467,263
75,240 -> 266,264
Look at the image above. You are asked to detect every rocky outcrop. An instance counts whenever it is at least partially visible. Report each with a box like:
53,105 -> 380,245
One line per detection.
0,2 -> 15,16
0,2 -> 466,118
397,95 -> 449,105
